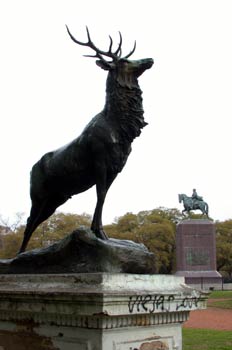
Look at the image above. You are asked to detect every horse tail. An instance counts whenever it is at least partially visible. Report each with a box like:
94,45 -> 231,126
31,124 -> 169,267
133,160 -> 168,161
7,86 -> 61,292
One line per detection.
205,202 -> 209,216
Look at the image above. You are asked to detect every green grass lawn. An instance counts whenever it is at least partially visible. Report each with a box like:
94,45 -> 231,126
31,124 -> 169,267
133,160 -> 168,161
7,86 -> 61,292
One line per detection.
209,290 -> 232,299
183,329 -> 232,350
183,290 -> 232,349
208,290 -> 232,309
209,299 -> 232,309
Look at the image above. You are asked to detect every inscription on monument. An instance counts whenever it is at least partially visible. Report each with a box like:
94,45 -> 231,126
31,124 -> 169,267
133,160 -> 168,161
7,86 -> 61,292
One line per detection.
185,247 -> 210,266
175,220 -> 222,286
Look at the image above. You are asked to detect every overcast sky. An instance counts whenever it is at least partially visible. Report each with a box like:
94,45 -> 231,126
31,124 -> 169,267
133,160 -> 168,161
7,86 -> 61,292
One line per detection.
0,0 -> 232,225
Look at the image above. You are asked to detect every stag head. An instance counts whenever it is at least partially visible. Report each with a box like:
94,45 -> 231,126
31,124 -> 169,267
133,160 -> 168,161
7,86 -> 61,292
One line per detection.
66,26 -> 153,88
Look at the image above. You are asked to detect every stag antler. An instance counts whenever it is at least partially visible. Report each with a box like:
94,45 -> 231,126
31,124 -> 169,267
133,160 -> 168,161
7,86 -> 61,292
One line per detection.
123,41 -> 136,59
66,25 -> 136,62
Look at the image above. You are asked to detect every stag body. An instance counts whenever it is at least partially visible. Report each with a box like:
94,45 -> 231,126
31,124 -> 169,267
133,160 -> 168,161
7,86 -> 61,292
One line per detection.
18,27 -> 153,253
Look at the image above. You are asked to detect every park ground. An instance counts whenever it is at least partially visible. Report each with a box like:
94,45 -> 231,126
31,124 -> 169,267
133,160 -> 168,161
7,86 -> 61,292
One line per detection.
184,291 -> 232,330
182,291 -> 232,350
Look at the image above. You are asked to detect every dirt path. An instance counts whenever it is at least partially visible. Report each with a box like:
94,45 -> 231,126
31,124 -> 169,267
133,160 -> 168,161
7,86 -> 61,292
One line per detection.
184,306 -> 232,331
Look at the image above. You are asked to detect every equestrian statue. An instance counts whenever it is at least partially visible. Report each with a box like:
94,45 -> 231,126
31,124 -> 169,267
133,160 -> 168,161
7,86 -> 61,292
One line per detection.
178,189 -> 209,217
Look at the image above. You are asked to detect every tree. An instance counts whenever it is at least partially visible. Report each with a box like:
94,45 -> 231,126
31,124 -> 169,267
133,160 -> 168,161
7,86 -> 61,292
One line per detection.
0,212 -> 26,256
2,206 -> 230,277
0,231 -> 22,258
0,212 -> 92,259
0,212 -> 25,232
215,220 -> 232,278
105,207 -> 180,273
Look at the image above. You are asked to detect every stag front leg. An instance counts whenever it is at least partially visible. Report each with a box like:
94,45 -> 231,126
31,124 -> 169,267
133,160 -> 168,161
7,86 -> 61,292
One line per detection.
91,170 -> 116,240
91,185 -> 108,240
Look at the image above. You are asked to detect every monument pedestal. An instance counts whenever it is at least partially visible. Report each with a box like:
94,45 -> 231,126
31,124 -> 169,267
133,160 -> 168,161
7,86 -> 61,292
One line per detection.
0,273 -> 207,350
175,219 -> 222,290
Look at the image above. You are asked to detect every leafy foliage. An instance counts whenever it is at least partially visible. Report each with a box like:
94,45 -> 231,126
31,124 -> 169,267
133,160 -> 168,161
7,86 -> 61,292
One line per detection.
0,212 -> 91,258
215,220 -> 232,278
105,207 -> 181,273
0,208 -> 231,277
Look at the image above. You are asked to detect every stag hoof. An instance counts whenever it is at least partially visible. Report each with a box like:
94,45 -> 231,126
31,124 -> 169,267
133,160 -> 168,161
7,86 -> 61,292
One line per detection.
17,249 -> 25,256
93,229 -> 109,240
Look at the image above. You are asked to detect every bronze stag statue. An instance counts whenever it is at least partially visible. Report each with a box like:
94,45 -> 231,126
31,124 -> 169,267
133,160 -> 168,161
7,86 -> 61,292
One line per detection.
18,26 -> 154,253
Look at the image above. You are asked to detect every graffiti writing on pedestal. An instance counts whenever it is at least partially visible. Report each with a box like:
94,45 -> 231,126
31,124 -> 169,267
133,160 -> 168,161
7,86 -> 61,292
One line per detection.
128,294 -> 200,313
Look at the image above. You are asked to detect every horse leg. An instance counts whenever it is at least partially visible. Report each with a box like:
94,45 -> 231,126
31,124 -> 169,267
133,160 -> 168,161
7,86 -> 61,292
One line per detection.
205,203 -> 209,217
199,202 -> 208,217
182,208 -> 189,216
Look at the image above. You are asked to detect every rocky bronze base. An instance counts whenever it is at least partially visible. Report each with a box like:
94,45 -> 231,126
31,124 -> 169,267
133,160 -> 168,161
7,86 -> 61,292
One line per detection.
0,227 -> 156,274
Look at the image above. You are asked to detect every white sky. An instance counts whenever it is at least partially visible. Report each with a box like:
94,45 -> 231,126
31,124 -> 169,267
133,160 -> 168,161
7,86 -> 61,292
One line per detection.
0,0 -> 232,225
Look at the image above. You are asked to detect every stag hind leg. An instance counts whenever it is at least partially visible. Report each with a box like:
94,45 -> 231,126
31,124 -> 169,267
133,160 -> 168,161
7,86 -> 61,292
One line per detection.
18,196 -> 67,254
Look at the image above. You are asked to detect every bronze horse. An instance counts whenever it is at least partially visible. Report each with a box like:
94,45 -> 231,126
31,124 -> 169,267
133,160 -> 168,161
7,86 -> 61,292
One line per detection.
178,193 -> 209,216
18,27 -> 153,253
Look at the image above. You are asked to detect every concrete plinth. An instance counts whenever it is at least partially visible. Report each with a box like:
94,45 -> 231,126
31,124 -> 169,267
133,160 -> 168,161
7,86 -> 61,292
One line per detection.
0,273 -> 208,350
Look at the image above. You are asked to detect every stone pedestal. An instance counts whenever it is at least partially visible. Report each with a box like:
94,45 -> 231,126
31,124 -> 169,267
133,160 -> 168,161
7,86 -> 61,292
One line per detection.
175,219 -> 222,289
0,273 -> 207,350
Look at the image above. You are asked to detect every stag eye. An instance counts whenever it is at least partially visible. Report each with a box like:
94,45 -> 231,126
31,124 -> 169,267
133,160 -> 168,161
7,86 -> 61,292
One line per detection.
120,59 -> 128,65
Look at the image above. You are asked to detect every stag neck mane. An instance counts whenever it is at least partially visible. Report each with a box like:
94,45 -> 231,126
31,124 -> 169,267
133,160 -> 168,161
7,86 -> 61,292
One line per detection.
104,73 -> 147,142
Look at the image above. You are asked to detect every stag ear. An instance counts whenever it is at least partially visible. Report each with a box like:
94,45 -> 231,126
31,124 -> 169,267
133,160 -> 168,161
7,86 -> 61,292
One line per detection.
96,60 -> 114,71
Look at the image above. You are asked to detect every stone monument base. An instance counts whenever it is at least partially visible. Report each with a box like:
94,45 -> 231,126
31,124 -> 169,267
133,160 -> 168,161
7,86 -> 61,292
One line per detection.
175,270 -> 222,290
0,273 -> 207,350
175,219 -> 222,290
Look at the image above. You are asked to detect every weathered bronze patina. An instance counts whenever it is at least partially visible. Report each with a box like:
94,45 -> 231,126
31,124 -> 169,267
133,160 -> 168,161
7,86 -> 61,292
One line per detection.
178,190 -> 209,216
18,27 -> 153,253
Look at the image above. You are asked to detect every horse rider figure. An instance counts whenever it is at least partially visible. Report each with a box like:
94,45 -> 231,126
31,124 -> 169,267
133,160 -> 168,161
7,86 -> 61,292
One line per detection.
191,188 -> 203,209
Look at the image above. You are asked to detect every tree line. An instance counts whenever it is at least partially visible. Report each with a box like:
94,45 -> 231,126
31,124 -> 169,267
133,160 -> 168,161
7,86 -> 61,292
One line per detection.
0,208 -> 231,278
